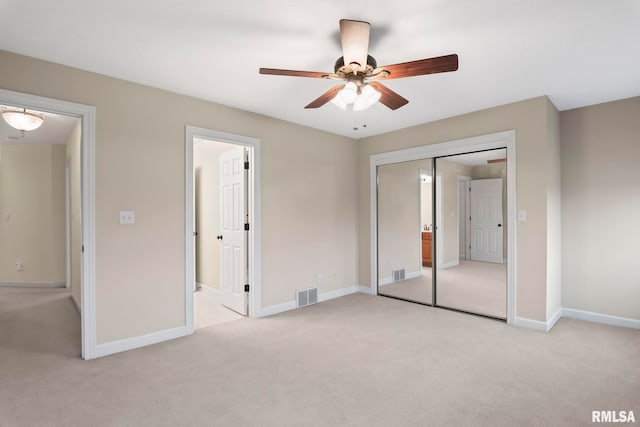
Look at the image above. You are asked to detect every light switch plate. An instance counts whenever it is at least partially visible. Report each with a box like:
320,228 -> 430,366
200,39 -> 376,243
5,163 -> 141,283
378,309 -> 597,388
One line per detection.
119,211 -> 135,224
517,210 -> 527,222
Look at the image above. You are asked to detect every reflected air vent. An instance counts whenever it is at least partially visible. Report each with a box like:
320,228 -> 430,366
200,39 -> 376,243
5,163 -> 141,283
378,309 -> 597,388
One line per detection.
296,287 -> 319,308
392,268 -> 406,282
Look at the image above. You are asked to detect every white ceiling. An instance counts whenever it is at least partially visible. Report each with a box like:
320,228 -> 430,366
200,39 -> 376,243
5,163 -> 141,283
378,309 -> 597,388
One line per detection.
0,0 -> 638,138
0,106 -> 79,145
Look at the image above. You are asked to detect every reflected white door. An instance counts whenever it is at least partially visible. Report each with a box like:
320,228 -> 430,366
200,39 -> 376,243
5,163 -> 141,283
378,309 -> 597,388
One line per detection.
470,178 -> 503,264
219,147 -> 248,315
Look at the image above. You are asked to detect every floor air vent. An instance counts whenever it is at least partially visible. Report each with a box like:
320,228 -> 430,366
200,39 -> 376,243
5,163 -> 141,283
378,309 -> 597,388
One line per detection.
392,268 -> 406,282
296,287 -> 318,308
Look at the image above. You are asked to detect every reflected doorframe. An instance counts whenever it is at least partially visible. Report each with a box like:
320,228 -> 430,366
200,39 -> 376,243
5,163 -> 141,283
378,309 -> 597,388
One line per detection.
369,130 -> 516,325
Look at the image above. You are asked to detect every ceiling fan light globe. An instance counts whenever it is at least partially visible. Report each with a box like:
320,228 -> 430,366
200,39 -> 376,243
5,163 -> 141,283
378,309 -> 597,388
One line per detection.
331,95 -> 347,110
362,84 -> 381,107
340,82 -> 358,104
353,95 -> 369,112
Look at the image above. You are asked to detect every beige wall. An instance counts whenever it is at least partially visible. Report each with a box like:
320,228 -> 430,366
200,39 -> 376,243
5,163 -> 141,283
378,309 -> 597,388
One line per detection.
0,144 -> 66,284
377,159 -> 428,280
66,121 -> 82,304
359,96 -> 557,321
0,50 -> 358,344
194,140 -> 236,290
560,97 -> 640,320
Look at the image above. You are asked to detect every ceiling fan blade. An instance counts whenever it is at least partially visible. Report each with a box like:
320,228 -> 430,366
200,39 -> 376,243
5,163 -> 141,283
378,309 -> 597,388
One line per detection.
339,19 -> 370,73
376,54 -> 458,80
259,68 -> 330,78
368,82 -> 409,110
304,85 -> 345,109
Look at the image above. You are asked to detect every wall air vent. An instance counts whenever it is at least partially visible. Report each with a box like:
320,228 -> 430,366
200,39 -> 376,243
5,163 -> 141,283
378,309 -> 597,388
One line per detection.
296,287 -> 319,308
392,268 -> 406,282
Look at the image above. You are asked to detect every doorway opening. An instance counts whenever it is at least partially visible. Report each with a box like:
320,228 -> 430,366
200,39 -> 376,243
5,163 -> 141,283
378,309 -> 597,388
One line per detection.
0,89 -> 96,359
371,131 -> 515,324
185,126 -> 261,333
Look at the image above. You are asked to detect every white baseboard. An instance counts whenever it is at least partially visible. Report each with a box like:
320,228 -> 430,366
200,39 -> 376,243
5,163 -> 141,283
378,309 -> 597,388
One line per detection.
547,308 -> 562,330
318,285 -> 360,302
562,308 -> 640,329
256,285 -> 361,318
514,311 -> 561,332
379,271 -> 422,286
357,285 -> 374,295
255,300 -> 297,318
439,260 -> 460,269
514,316 -> 549,332
70,293 -> 81,314
0,281 -> 65,288
93,326 -> 189,359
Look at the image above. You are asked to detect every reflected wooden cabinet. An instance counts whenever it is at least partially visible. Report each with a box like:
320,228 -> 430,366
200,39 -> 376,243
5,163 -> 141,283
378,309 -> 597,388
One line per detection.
422,232 -> 432,267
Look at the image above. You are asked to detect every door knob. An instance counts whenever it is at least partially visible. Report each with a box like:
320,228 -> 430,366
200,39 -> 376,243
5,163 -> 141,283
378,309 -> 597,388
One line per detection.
497,224 -> 502,227
216,235 -> 223,240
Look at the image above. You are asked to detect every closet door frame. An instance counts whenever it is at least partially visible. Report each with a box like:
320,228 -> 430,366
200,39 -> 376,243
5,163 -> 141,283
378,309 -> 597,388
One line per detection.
369,130 -> 516,325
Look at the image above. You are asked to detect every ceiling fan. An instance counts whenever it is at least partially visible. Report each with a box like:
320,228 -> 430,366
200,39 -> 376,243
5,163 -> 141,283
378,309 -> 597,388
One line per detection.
259,19 -> 458,111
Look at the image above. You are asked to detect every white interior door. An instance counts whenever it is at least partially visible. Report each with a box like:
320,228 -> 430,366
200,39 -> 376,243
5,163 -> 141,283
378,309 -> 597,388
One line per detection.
470,178 -> 504,263
219,147 -> 248,315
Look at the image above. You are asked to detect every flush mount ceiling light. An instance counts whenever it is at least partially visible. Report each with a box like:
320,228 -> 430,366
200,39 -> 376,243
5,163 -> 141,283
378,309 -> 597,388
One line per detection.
1,107 -> 45,133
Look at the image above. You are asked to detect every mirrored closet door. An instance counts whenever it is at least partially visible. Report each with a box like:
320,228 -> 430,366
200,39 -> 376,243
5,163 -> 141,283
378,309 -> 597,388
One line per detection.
434,149 -> 507,319
376,148 -> 508,320
377,159 -> 434,305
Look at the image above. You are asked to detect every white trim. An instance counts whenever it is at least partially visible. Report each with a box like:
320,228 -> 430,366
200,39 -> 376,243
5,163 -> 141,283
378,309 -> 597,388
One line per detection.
514,309 -> 561,332
358,286 -> 374,295
256,286 -> 361,317
378,271 -> 422,286
65,161 -> 71,289
185,126 -> 261,334
0,89 -> 96,360
199,284 -> 220,300
70,294 -> 81,313
547,308 -> 562,330
0,281 -> 65,288
318,285 -> 361,302
513,316 -> 549,332
456,175 -> 471,260
439,260 -> 460,270
370,130 -> 517,325
93,327 -> 188,359
562,308 -> 640,329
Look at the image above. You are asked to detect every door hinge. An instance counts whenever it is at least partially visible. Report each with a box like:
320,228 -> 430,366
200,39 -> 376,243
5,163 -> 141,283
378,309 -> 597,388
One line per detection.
82,245 -> 84,253
244,284 -> 250,292
244,161 -> 249,170
244,223 -> 250,231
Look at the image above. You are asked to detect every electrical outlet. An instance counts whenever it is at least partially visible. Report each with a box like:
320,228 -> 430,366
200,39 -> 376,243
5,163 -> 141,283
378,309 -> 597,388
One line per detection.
119,211 -> 135,224
15,261 -> 22,272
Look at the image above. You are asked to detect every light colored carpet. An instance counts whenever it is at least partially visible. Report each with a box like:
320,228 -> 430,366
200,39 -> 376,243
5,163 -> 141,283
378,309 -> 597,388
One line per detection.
380,260 -> 506,318
1,287 -> 639,426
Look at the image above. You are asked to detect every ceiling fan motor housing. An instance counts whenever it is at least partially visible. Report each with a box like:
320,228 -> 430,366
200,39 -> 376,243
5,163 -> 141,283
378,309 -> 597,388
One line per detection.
334,55 -> 378,75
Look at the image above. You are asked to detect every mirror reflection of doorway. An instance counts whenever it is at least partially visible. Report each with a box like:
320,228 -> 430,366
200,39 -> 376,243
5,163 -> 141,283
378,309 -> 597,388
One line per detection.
376,148 -> 507,320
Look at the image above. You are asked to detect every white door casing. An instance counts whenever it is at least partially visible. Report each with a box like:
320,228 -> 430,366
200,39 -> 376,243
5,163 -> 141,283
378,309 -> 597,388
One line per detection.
219,147 -> 248,315
470,178 -> 504,263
